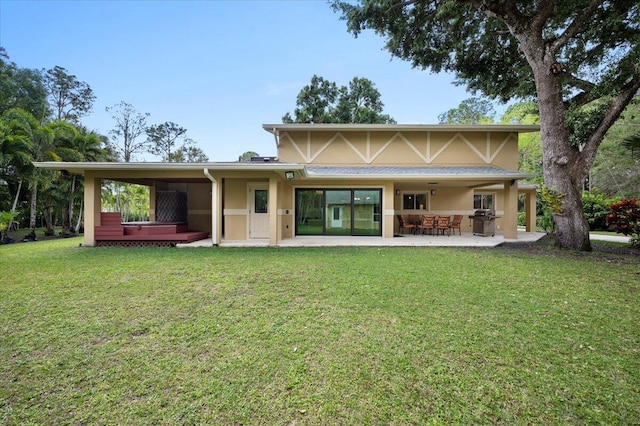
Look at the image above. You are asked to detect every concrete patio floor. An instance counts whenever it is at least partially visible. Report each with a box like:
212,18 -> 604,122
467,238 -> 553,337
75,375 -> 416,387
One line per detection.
177,231 -> 548,248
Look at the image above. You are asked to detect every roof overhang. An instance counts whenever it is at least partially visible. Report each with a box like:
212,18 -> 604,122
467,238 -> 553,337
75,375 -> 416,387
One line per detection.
304,166 -> 534,183
33,162 -> 535,188
33,161 -> 306,176
262,123 -> 541,136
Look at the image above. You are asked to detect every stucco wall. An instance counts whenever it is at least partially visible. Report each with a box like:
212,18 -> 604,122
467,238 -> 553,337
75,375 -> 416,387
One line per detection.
278,130 -> 519,169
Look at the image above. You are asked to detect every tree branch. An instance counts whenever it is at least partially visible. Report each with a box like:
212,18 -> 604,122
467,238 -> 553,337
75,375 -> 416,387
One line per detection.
578,74 -> 640,176
461,0 -> 527,31
563,74 -> 597,108
550,0 -> 603,54
530,0 -> 558,33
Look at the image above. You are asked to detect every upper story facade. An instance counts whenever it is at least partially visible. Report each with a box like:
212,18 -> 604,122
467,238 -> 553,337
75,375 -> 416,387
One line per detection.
263,124 -> 539,170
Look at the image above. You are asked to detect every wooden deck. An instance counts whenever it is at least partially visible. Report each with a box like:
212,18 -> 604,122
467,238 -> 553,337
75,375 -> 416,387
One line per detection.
95,212 -> 209,247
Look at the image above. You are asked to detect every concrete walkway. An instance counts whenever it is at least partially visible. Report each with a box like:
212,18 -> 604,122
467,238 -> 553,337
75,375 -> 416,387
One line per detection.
589,233 -> 631,243
177,231 -> 547,248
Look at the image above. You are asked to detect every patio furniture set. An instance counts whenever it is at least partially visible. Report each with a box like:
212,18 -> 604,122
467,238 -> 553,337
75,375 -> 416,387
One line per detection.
397,214 -> 463,237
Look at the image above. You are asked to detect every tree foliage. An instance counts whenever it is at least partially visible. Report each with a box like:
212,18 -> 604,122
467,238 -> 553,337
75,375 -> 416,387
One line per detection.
168,140 -> 209,162
44,65 -> 95,123
438,97 -> 495,124
283,75 -> 395,124
591,96 -> 640,198
622,133 -> 640,159
146,121 -> 188,162
106,101 -> 150,162
238,151 -> 259,162
332,0 -> 640,250
0,48 -> 50,120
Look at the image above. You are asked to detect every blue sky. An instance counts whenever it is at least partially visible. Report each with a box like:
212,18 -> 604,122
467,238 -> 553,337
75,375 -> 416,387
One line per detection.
1,0 -> 475,161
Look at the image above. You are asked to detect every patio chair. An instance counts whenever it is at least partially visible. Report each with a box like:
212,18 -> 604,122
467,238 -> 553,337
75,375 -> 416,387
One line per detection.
436,215 -> 451,236
396,215 -> 416,235
449,215 -> 463,235
417,215 -> 436,235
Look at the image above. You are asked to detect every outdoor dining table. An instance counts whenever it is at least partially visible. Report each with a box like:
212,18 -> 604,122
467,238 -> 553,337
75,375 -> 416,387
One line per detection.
407,215 -> 422,234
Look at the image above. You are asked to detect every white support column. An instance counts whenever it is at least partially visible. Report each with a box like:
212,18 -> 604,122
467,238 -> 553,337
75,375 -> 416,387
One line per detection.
149,182 -> 156,222
503,180 -> 519,239
383,181 -> 395,238
269,176 -> 278,246
204,169 -> 220,246
525,190 -> 537,232
83,171 -> 101,247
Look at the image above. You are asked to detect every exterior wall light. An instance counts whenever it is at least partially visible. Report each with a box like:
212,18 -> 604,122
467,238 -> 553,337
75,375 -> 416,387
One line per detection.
284,171 -> 295,180
395,189 -> 400,196
431,190 -> 436,196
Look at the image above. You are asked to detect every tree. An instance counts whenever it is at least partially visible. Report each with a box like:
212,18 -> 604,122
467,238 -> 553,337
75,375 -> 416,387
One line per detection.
334,77 -> 396,123
590,97 -> 640,197
499,101 -> 542,180
0,108 -> 59,240
238,151 -> 259,162
438,97 -> 495,124
168,139 -> 209,162
44,65 -> 95,123
0,108 -> 37,214
0,48 -> 50,120
283,75 -> 396,124
333,0 -> 640,251
622,133 -> 640,160
283,75 -> 339,123
146,121 -> 187,162
106,101 -> 150,162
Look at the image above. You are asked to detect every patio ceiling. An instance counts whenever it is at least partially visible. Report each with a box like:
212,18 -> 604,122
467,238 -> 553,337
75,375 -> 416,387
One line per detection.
304,165 -> 534,187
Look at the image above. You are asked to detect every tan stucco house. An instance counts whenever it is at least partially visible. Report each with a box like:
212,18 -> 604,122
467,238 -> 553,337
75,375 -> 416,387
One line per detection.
35,123 -> 540,246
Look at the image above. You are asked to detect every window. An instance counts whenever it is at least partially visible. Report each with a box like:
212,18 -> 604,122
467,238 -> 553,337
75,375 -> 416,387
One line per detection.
402,193 -> 428,210
254,189 -> 268,213
474,193 -> 494,210
295,188 -> 382,236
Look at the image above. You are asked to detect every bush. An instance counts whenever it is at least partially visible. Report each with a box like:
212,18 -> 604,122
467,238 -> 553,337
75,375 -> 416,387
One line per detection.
606,198 -> 640,247
583,191 -> 619,231
537,209 -> 555,234
0,211 -> 19,243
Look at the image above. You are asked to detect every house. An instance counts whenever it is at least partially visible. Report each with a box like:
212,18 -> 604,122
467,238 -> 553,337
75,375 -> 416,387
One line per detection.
35,123 -> 540,246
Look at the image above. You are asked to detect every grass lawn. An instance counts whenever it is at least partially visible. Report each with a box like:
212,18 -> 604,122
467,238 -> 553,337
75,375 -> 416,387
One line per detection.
1,238 -> 639,424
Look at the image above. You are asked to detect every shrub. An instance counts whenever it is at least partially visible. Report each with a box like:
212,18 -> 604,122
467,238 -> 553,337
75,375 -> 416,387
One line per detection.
537,209 -> 555,234
0,211 -> 19,243
583,191 -> 619,231
606,198 -> 640,247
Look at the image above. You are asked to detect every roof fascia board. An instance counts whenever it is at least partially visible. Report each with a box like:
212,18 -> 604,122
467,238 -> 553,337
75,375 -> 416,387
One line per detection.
33,162 -> 306,175
262,123 -> 541,134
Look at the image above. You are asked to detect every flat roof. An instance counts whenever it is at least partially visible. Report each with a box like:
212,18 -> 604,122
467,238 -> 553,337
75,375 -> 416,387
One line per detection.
33,161 -> 306,175
34,162 -> 534,184
262,123 -> 541,134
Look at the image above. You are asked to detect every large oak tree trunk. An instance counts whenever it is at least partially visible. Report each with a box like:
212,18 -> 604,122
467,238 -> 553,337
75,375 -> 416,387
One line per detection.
532,54 -> 592,251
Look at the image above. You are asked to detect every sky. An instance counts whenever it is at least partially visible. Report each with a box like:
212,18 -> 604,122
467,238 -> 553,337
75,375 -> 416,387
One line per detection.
0,0 -> 476,161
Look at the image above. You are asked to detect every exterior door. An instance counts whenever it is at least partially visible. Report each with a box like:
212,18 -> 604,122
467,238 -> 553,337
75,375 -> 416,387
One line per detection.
249,184 -> 269,239
331,206 -> 343,228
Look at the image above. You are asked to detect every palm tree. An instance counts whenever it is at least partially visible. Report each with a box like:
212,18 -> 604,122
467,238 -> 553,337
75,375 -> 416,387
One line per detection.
623,133 -> 640,160
0,109 -> 37,214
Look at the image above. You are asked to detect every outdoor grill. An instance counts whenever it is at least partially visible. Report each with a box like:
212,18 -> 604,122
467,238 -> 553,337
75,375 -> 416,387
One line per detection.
471,209 -> 496,237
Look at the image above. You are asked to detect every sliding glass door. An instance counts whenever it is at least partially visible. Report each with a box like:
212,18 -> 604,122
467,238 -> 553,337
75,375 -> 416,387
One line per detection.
295,188 -> 382,236
353,189 -> 381,236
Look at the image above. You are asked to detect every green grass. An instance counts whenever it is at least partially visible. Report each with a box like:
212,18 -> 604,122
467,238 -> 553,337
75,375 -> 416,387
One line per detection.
1,239 -> 639,424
